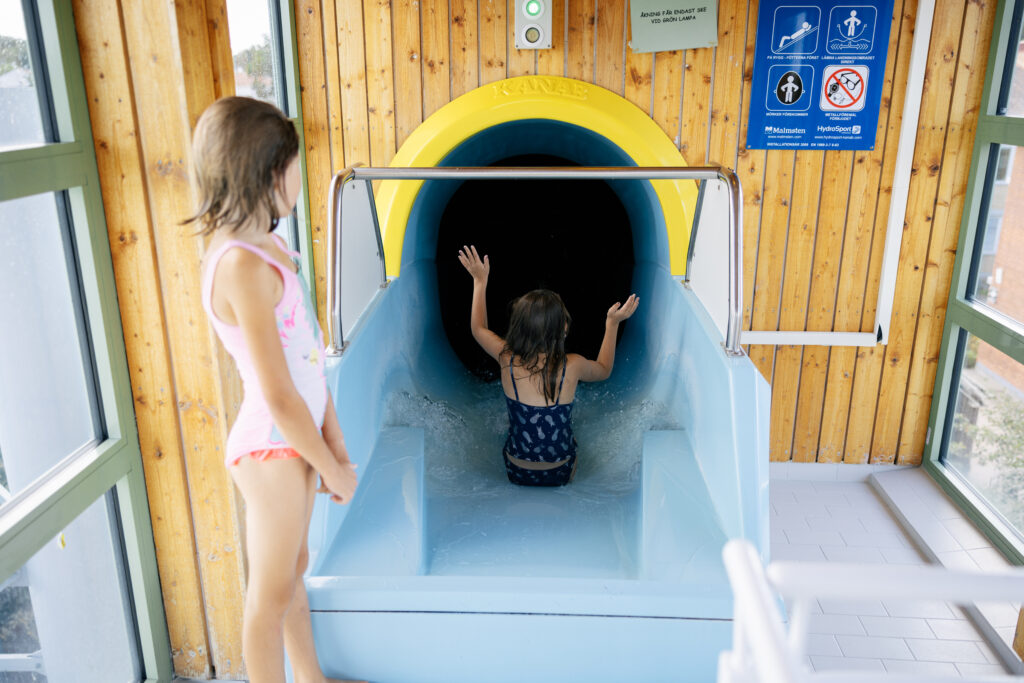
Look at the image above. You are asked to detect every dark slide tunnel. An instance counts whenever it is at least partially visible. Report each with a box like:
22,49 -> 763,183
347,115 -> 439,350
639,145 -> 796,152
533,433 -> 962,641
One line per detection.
435,154 -> 635,380
399,119 -> 670,381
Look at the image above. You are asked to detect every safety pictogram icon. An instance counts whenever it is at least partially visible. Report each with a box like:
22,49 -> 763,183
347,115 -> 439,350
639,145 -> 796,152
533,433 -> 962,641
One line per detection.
766,64 -> 813,112
820,64 -> 868,111
826,5 -> 876,54
771,6 -> 821,54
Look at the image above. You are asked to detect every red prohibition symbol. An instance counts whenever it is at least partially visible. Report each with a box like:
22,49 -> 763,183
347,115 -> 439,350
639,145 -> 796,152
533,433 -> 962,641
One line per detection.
824,68 -> 863,108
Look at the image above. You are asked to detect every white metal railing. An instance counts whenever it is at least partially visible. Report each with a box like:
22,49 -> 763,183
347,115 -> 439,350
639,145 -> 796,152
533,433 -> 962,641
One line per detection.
720,539 -> 1024,683
325,165 -> 744,356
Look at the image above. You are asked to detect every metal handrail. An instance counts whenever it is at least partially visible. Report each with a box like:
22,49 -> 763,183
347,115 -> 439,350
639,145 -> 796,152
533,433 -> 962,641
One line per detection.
325,165 -> 743,356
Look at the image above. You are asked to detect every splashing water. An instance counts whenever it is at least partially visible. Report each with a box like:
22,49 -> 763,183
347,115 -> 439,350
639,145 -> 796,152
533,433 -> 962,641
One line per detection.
382,379 -> 680,501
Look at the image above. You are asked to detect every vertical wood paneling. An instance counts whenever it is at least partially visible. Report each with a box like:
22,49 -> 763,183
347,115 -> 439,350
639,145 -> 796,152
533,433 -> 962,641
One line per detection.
679,46 -> 713,165
205,0 -> 235,98
534,0 -> 563,76
364,0 -> 397,165
749,150 -> 795,395
818,0 -> 904,463
337,0 -> 371,166
844,0 -> 918,463
770,151 -> 826,461
708,0 -> 747,167
738,0 -> 766,331
791,151 -> 854,462
480,0 -> 508,83
392,0 -> 424,148
120,0 -> 246,674
73,1 -> 211,676
450,0 -> 479,97
506,0 -> 537,77
594,0 -> 626,93
420,0 -> 451,116
871,0 -> 967,464
319,0 -> 346,170
566,0 -> 595,82
624,38 -> 653,113
295,0 -> 334,329
898,0 -> 994,463
651,50 -> 683,144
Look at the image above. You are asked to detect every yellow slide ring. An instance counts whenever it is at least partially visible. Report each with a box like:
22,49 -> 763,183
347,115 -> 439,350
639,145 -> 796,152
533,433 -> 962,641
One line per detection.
377,75 -> 698,277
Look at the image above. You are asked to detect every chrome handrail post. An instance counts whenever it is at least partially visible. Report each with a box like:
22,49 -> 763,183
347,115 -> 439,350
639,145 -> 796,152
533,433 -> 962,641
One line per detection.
326,167 -> 357,356
364,178 -> 388,286
718,168 -> 743,356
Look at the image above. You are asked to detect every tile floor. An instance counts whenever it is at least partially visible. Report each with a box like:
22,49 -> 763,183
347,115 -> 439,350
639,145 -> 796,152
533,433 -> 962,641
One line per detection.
770,473 -> 1008,677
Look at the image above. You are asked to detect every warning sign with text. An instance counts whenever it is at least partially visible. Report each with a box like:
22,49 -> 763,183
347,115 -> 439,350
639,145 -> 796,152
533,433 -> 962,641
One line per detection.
628,0 -> 717,53
746,1 -> 894,150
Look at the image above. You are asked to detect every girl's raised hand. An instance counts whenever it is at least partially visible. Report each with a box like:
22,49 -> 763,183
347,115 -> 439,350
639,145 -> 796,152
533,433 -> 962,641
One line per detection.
457,245 -> 490,284
607,294 -> 639,323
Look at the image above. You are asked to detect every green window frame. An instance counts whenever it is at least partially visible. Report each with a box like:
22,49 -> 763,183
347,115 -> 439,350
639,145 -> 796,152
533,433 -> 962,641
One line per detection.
0,1 -> 171,680
925,0 -> 1024,565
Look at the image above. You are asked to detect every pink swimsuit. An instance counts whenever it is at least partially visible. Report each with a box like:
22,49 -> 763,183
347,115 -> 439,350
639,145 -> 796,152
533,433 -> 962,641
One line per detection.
202,235 -> 328,467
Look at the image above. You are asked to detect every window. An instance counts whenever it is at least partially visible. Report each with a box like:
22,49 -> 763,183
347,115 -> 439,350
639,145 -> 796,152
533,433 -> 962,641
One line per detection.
995,144 -> 1014,182
225,0 -> 314,286
926,0 -> 1024,564
0,1 -> 170,680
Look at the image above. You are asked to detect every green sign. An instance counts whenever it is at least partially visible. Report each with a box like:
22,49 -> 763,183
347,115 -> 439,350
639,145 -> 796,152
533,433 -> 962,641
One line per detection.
629,0 -> 717,53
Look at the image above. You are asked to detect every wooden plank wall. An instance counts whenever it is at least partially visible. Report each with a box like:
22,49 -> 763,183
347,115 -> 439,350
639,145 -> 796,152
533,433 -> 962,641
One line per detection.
72,0 -> 246,678
295,0 -> 996,468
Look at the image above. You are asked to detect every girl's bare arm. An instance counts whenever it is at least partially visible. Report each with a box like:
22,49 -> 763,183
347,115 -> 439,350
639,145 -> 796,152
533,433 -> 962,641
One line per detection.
574,294 -> 640,382
458,245 -> 504,360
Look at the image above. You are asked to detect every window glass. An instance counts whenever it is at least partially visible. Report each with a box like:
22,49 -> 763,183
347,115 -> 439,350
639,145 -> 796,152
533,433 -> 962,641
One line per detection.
0,492 -> 139,682
995,145 -> 1013,182
973,145 -> 1024,324
226,0 -> 280,106
0,0 -> 46,150
0,193 -> 99,503
944,333 -> 1024,540
226,0 -> 300,250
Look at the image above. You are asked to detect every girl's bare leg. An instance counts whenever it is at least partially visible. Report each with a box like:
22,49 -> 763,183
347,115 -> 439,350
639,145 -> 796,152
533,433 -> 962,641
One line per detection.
231,456 -> 314,683
282,465 -> 349,683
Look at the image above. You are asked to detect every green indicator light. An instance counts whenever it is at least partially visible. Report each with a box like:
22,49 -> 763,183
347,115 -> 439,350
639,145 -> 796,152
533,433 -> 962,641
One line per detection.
525,0 -> 542,17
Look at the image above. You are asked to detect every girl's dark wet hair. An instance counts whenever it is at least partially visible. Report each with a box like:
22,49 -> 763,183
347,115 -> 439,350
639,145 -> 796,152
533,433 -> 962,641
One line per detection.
183,96 -> 299,235
503,289 -> 571,404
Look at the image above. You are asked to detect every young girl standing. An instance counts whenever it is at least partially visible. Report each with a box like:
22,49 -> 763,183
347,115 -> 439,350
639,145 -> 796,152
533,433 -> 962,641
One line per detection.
458,245 -> 639,486
189,97 -> 357,683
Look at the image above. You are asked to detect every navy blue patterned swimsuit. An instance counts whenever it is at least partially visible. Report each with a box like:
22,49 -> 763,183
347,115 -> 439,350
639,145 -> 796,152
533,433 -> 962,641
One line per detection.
503,360 -> 577,486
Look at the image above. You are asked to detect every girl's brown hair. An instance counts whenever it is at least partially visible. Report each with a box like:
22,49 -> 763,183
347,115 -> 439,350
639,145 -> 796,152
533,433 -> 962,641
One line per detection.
184,96 -> 299,235
503,289 -> 571,404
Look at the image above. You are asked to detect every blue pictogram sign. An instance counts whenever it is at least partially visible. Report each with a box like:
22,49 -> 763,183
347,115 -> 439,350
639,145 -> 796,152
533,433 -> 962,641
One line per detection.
747,0 -> 894,150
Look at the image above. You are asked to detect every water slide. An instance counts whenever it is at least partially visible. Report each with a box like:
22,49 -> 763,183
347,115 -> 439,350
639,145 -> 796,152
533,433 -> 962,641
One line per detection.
302,77 -> 770,683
